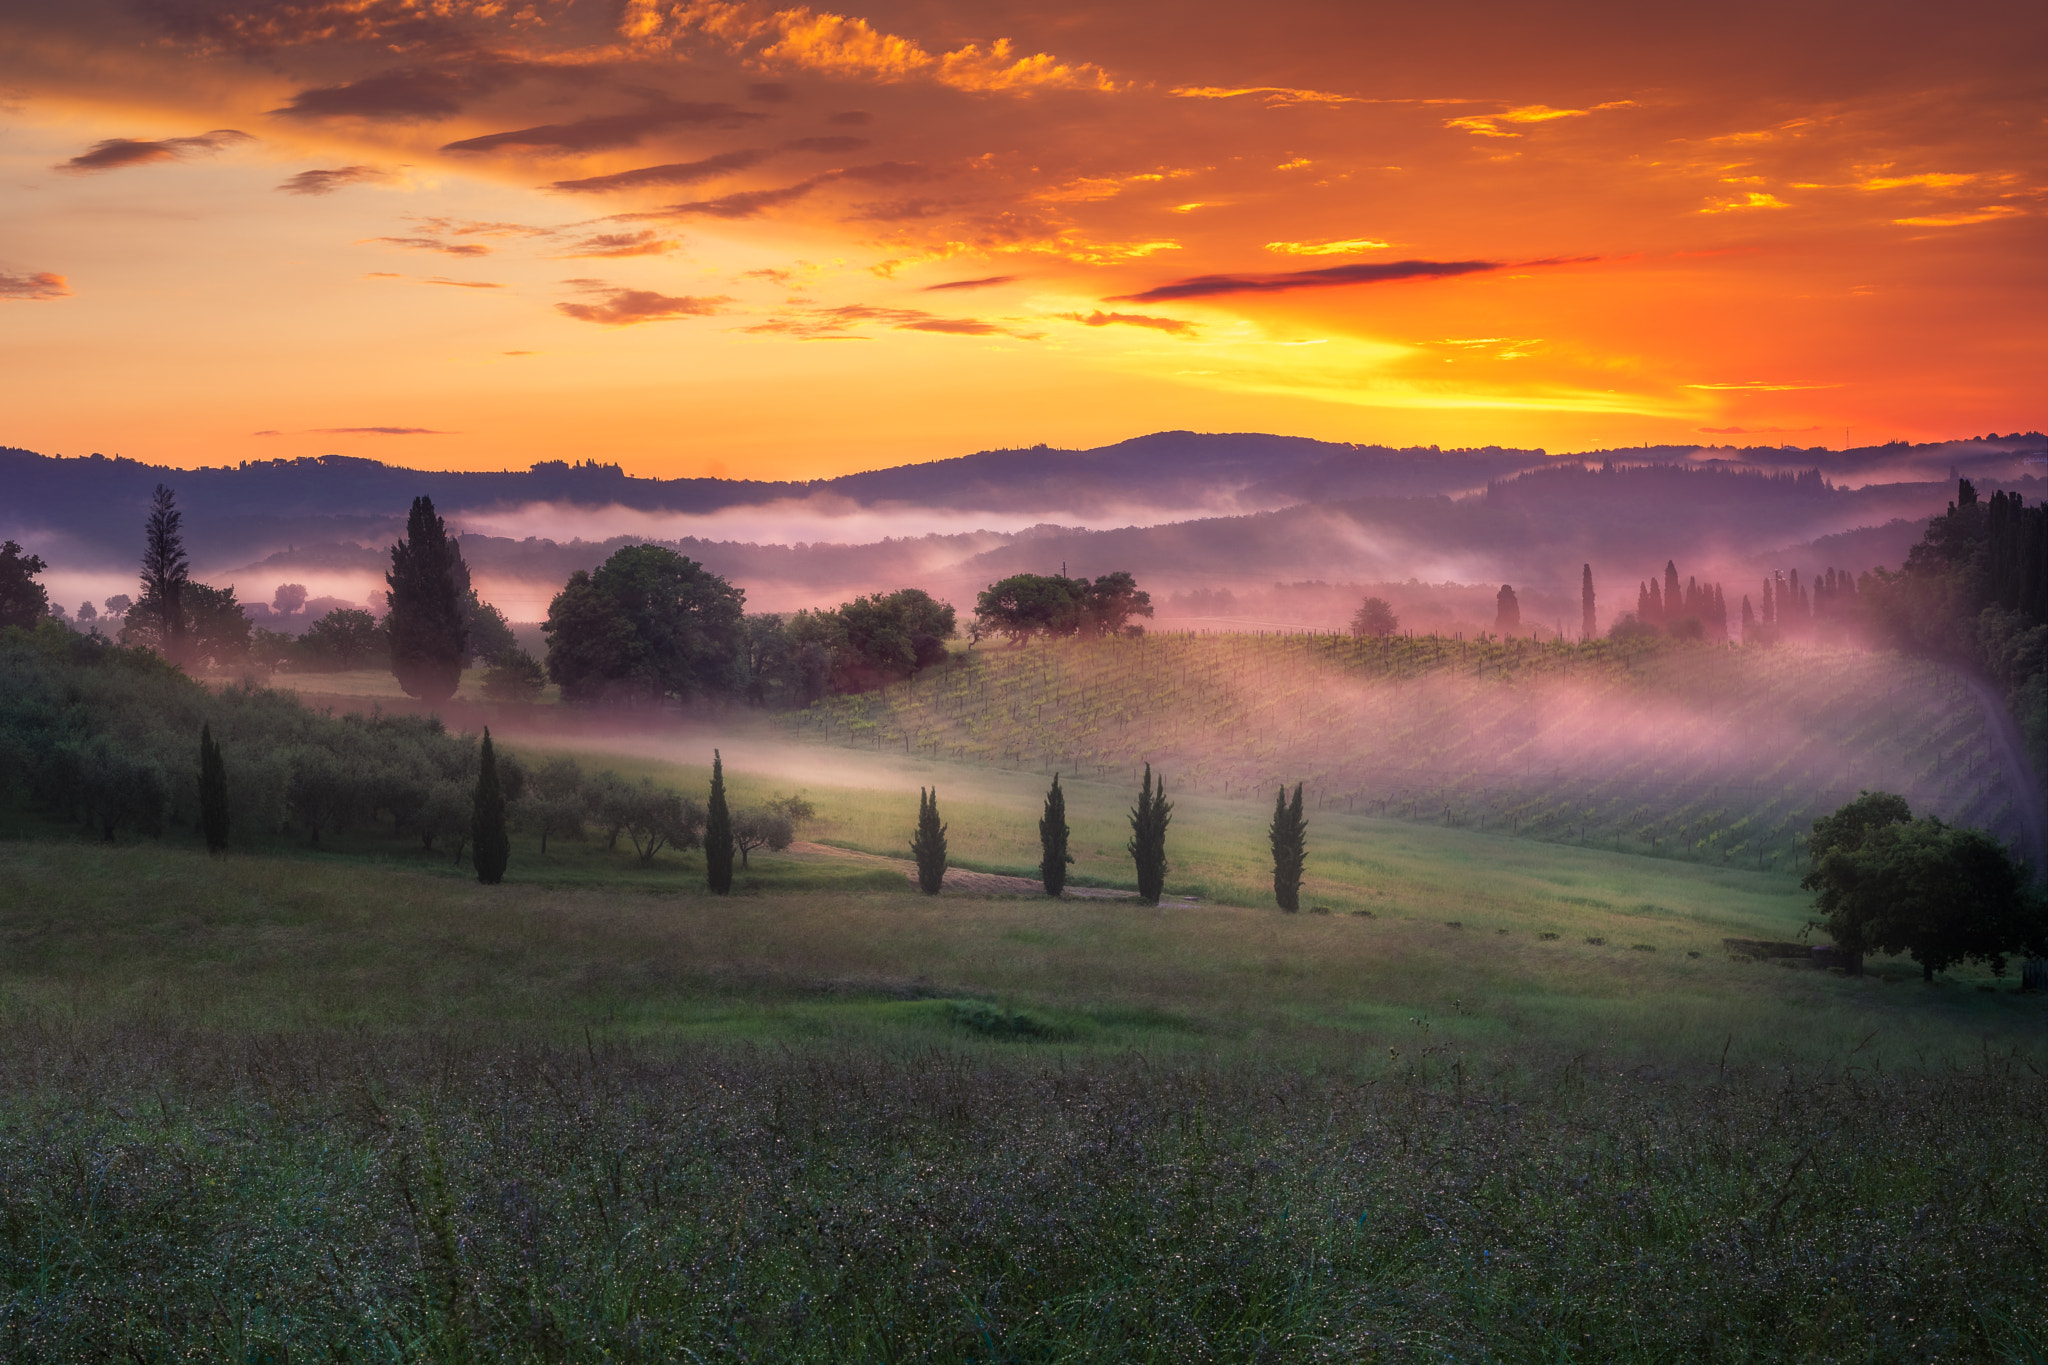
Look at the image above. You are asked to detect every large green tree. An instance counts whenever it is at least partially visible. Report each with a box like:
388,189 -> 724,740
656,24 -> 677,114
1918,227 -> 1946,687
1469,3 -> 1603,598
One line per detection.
0,541 -> 51,631
386,496 -> 469,705
543,545 -> 745,706
1803,790 -> 2044,979
975,571 -> 1150,644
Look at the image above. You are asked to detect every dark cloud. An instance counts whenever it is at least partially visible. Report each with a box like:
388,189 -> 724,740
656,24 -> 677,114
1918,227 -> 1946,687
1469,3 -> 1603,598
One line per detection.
56,130 -> 252,173
922,275 -> 1018,291
900,317 -> 1006,335
366,236 -> 491,257
1055,309 -> 1196,334
827,111 -> 872,125
138,0 -> 478,54
0,271 -> 70,300
748,82 -> 794,103
556,287 -> 732,325
835,161 -> 935,185
549,149 -> 771,193
636,178 -> 827,219
277,164 -> 387,195
272,65 -> 518,120
442,102 -> 764,154
851,198 -> 953,221
783,136 -> 869,153
1113,258 -> 1506,302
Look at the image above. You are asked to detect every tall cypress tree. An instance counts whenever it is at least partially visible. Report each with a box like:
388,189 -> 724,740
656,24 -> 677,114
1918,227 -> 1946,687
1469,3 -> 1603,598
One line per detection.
1581,563 -> 1596,640
1270,782 -> 1307,912
1039,773 -> 1072,897
386,496 -> 469,705
705,749 -> 734,893
472,727 -> 509,885
142,484 -> 190,662
912,787 -> 948,895
198,722 -> 229,855
1127,763 -> 1172,906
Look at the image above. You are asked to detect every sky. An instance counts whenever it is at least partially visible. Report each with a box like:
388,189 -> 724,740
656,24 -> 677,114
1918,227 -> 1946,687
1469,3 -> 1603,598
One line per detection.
1,0 -> 2042,480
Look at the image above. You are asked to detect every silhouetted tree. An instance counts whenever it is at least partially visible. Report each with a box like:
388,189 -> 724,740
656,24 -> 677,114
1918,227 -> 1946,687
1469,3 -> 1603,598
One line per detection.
386,496 -> 468,705
0,541 -> 51,631
705,749 -> 734,893
122,583 -> 252,668
1664,560 -> 1682,625
1039,773 -> 1072,897
302,608 -> 383,670
732,808 -> 794,868
198,722 -> 229,855
544,545 -> 745,706
1581,563 -> 1596,640
272,583 -> 309,617
911,787 -> 948,895
1349,596 -> 1398,638
1494,584 -> 1521,634
1084,571 -> 1154,637
1127,763 -> 1172,905
141,485 -> 190,662
481,649 -> 547,702
1270,782 -> 1306,912
472,727 -> 509,884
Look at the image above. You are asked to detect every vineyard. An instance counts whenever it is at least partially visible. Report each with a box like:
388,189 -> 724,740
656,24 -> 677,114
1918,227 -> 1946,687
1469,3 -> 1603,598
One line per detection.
780,633 -> 2008,874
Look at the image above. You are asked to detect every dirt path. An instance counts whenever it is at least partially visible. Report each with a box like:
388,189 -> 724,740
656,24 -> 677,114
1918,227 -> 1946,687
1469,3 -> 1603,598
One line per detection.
1958,675 -> 2047,878
786,842 -> 1200,905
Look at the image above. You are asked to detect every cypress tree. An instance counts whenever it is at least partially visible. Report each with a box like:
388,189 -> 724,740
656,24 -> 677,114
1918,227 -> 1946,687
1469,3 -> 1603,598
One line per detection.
472,727 -> 509,885
142,484 -> 190,662
1270,782 -> 1306,912
1127,763 -> 1173,905
705,749 -> 734,893
1581,563 -> 1596,640
198,722 -> 229,855
1039,773 -> 1072,897
1664,560 -> 1682,622
386,495 -> 469,706
911,787 -> 948,895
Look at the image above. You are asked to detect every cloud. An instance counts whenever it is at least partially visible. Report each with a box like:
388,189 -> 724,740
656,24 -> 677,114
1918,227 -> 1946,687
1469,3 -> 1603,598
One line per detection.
273,64 -> 515,120
365,236 -> 492,256
443,102 -> 764,154
1053,310 -> 1195,334
828,110 -> 871,125
555,230 -> 680,258
1170,85 -> 1359,106
555,286 -> 732,325
1444,101 -> 1635,137
277,164 -> 389,194
784,135 -> 870,153
743,301 -> 1039,339
1112,257 -> 1507,303
1893,206 -> 2024,227
749,81 -> 794,102
637,178 -> 827,218
835,160 -> 934,185
849,198 -> 952,220
312,426 -> 452,435
550,149 -> 772,192
1265,237 -> 1390,255
640,4 -> 1116,93
0,271 -> 70,300
1699,192 -> 1790,212
1855,171 -> 1980,191
922,275 -> 1017,291
422,277 -> 504,287
56,129 -> 252,173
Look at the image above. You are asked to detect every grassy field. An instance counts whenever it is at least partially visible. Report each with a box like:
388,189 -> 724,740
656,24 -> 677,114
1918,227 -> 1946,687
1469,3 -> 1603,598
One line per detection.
4,696 -> 2045,1359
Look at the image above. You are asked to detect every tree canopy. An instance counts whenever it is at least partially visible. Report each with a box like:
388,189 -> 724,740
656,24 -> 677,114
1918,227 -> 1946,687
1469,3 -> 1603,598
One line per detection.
974,572 -> 1151,644
0,541 -> 50,631
542,545 -> 745,706
385,496 -> 468,705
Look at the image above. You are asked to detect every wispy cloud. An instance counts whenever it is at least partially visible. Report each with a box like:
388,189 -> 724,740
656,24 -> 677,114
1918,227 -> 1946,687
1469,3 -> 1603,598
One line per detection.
1265,237 -> 1390,255
273,64 -> 519,120
556,284 -> 732,325
1170,85 -> 1359,106
1113,257 -> 1514,303
365,236 -> 492,256
443,101 -> 764,154
0,271 -> 70,300
742,302 -> 1040,340
277,164 -> 390,195
922,275 -> 1017,291
554,230 -> 680,258
550,149 -> 772,193
56,129 -> 252,173
1893,206 -> 2024,227
1699,192 -> 1790,213
1052,309 -> 1195,335
312,426 -> 453,435
1444,101 -> 1634,137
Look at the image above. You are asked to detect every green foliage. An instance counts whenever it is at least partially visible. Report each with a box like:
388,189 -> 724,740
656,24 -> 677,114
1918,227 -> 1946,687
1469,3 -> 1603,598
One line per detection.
1348,594 -> 1397,637
472,728 -> 509,884
0,540 -> 50,630
1269,781 -> 1306,911
943,999 -> 1070,1039
385,495 -> 469,705
198,722 -> 228,855
140,484 -> 190,661
1803,791 -> 2044,979
462,587 -> 518,665
1038,772 -> 1071,896
543,544 -> 744,706
974,570 -> 1152,644
480,647 -> 547,701
731,807 -> 794,868
1127,763 -> 1171,904
704,749 -> 734,893
911,786 -> 948,895
299,607 -> 383,670
120,581 -> 253,668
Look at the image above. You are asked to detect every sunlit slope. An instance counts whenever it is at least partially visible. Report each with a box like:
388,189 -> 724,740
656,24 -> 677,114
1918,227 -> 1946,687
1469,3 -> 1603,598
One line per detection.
782,635 -> 2003,872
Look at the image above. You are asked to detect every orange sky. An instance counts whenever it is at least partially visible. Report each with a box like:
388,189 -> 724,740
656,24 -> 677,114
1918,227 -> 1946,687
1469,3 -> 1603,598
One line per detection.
2,0 -> 2042,479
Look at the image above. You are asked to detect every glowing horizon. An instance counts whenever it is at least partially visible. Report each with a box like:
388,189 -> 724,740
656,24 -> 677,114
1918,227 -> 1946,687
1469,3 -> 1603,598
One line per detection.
2,0 -> 2041,479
